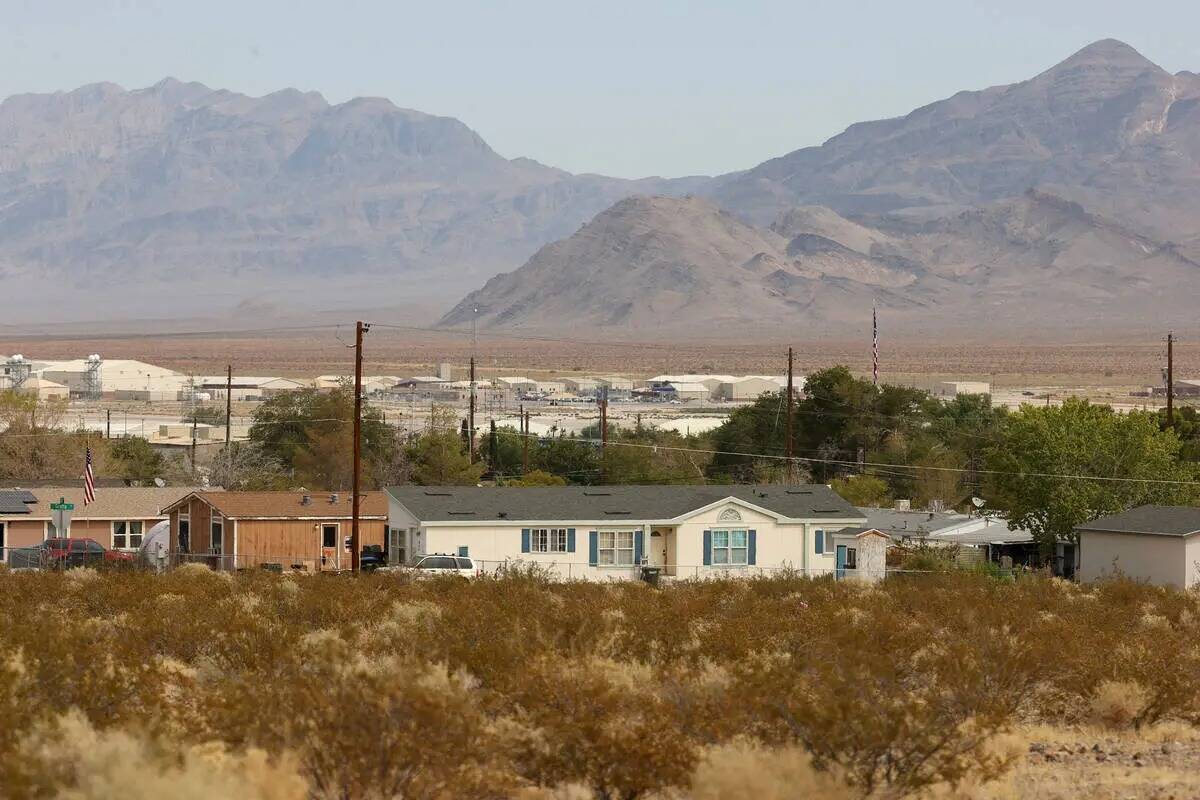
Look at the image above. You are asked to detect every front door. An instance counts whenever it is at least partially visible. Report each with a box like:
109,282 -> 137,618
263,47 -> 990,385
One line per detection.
836,545 -> 847,579
320,524 -> 340,570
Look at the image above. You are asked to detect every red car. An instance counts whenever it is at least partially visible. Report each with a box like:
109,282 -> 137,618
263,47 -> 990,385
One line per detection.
39,538 -> 135,569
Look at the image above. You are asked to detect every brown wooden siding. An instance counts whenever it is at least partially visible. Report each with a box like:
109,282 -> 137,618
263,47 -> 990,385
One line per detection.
236,519 -> 385,572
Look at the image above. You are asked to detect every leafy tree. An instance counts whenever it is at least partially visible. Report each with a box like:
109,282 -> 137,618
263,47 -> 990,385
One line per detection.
507,469 -> 567,487
107,436 -> 166,484
986,398 -> 1198,555
249,387 -> 395,489
830,475 -> 891,507
0,391 -> 114,480
533,434 -> 599,485
405,407 -> 485,486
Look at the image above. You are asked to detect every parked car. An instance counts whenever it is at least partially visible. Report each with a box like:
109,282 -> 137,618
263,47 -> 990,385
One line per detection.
10,538 -> 135,570
359,545 -> 387,572
410,554 -> 480,579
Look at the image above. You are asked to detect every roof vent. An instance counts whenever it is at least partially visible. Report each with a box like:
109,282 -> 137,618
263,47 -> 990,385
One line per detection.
894,499 -> 911,511
423,491 -> 453,496
583,491 -> 612,496
498,511 -> 508,519
301,494 -> 312,506
603,510 -> 632,515
785,489 -> 813,495
329,493 -> 339,504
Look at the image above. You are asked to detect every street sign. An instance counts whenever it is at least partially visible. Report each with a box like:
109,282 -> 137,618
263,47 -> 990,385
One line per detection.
50,496 -> 74,536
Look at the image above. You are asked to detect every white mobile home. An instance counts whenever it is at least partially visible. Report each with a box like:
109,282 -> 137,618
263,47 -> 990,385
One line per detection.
386,485 -> 866,580
1076,506 -> 1200,589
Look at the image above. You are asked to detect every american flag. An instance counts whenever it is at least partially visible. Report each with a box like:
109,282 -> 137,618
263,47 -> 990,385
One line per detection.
872,302 -> 879,386
83,446 -> 96,505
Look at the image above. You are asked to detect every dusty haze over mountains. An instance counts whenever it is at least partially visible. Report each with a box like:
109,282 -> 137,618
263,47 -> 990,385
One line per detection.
3,40 -> 1198,335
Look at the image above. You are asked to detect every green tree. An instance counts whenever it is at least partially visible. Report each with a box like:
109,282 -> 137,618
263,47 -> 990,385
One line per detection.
249,387 -> 395,489
405,407 -> 485,486
830,475 -> 891,506
986,398 -> 1197,555
0,391 -> 113,480
507,469 -> 568,487
107,436 -> 166,484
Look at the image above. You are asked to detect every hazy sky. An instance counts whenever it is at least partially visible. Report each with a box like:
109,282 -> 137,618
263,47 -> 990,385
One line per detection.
3,1 -> 1198,178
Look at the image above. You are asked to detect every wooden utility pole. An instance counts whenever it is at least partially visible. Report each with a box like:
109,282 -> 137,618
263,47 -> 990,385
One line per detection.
351,320 -> 369,572
468,356 -> 476,461
105,409 -> 111,439
225,364 -> 233,450
599,388 -> 608,483
1166,330 -> 1175,429
786,347 -> 794,483
521,404 -> 529,474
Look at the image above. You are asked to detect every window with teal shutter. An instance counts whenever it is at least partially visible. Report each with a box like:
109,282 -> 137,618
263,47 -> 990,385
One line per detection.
634,530 -> 644,564
567,528 -> 576,552
588,531 -> 599,566
702,530 -> 712,565
521,529 -> 531,553
815,529 -> 825,554
748,529 -> 756,565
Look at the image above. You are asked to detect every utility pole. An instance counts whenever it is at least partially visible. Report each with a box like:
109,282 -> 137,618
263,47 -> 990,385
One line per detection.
351,320 -> 370,572
599,387 -> 608,483
469,356 -> 476,461
105,409 -> 111,440
190,415 -> 197,480
786,347 -> 794,483
489,419 -> 498,481
521,403 -> 529,474
1166,330 -> 1175,429
225,364 -> 233,451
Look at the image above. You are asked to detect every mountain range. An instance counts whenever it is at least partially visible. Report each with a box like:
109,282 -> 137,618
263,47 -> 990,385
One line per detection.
3,39 -> 1198,333
447,39 -> 1200,334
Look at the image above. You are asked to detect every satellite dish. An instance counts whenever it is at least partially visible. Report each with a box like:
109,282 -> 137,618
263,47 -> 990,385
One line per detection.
154,477 -> 166,488
971,497 -> 985,509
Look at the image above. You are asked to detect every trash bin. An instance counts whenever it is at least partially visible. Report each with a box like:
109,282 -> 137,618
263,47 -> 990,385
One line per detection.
640,566 -> 661,588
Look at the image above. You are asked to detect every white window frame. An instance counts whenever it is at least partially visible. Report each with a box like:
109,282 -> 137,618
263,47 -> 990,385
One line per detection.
530,527 -> 570,553
178,511 -> 190,554
211,514 -> 224,556
711,529 -> 749,566
598,529 -> 635,566
112,520 -> 144,551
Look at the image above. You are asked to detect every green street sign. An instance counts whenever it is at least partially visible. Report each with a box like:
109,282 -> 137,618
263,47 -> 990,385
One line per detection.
49,501 -> 75,511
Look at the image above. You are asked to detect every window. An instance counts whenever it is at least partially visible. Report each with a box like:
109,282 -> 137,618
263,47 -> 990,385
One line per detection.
322,524 -> 338,548
530,528 -> 569,553
598,530 -> 634,566
845,547 -> 858,570
211,516 -> 223,555
814,529 -> 825,554
711,529 -> 749,566
179,517 -> 190,554
420,556 -> 457,569
113,521 -> 143,550
454,557 -> 473,569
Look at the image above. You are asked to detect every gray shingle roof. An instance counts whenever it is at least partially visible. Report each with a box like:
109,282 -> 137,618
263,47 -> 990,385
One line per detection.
1075,505 -> 1200,537
858,507 -> 974,536
386,484 -> 862,523
0,490 -> 35,514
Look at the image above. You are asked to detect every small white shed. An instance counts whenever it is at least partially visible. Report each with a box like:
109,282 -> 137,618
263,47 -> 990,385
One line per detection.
830,528 -> 891,583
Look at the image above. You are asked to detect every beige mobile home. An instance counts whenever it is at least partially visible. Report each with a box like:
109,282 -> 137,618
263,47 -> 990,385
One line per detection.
387,485 -> 865,580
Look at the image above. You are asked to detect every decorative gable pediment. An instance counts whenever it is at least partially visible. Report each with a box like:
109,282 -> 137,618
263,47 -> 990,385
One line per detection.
717,507 -> 743,523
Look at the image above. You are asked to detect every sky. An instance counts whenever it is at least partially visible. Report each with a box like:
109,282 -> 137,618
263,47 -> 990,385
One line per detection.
2,1 -> 1199,178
